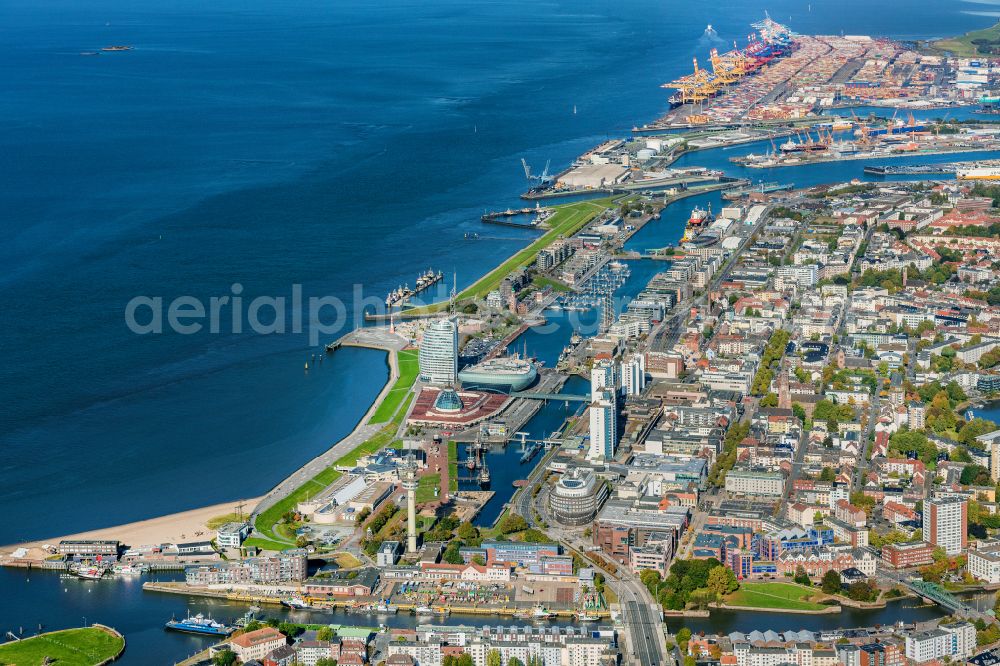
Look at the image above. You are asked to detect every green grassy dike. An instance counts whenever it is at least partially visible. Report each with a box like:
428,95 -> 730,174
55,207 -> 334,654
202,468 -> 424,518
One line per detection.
0,627 -> 125,666
933,21 -> 1000,57
405,197 -> 615,315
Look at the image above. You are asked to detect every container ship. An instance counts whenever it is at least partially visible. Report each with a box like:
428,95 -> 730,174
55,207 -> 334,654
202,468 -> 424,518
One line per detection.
165,613 -> 235,637
956,167 -> 1000,181
458,356 -> 538,392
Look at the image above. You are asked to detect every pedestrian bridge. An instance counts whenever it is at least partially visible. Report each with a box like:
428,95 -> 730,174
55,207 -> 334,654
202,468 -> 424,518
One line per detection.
510,391 -> 591,402
907,581 -> 974,617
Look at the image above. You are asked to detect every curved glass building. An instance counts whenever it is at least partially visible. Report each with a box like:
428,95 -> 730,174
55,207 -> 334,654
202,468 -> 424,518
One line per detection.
418,318 -> 458,385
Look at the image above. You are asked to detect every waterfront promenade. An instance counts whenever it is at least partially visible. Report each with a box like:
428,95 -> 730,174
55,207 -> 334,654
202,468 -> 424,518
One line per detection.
249,328 -> 411,547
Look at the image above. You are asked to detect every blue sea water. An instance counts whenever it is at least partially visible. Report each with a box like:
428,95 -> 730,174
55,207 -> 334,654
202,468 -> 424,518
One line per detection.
0,0 -> 995,659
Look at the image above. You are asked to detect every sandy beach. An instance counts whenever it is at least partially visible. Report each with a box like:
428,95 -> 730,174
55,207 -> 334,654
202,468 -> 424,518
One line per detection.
1,497 -> 261,559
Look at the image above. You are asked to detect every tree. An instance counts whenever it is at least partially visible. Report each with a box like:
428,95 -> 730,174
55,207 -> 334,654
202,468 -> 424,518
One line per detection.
508,658 -> 525,666
444,656 -> 474,666
792,403 -> 807,423
457,521 -> 480,543
214,651 -> 237,666
794,565 -> 811,586
676,627 -> 692,652
499,513 -> 528,535
961,465 -> 991,486
315,660 -> 338,666
846,580 -> 879,602
443,542 -> 465,564
316,626 -> 334,641
821,569 -> 842,594
818,467 -> 836,482
760,393 -> 779,408
707,565 -> 739,597
487,649 -> 503,666
278,621 -> 303,638
472,554 -> 486,565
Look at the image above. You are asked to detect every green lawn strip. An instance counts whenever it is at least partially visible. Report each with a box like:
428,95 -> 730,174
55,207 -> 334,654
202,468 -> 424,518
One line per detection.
0,627 -> 124,666
243,537 -> 294,552
416,473 -> 442,503
369,350 -> 420,424
447,440 -> 459,492
390,392 -> 415,428
726,582 -> 825,611
405,199 -> 614,314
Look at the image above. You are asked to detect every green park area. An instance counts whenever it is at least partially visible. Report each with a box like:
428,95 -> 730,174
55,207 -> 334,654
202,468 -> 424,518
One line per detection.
246,384 -> 413,551
405,197 -> 615,315
368,349 -> 419,425
415,473 -> 441,503
725,582 -> 827,611
0,627 -> 125,666
934,21 -> 1000,57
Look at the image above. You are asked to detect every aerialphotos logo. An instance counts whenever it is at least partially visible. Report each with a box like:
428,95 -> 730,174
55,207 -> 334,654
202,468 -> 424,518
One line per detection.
124,283 -> 621,345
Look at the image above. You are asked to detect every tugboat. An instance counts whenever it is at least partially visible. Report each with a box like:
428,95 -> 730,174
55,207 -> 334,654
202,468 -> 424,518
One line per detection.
165,613 -> 235,637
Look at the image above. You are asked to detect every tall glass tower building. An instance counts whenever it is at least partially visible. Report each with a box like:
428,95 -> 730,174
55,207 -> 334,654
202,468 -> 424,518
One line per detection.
418,318 -> 458,385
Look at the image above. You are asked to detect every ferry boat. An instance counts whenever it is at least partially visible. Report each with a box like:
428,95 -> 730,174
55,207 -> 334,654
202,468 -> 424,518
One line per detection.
165,613 -> 235,637
414,605 -> 435,615
113,563 -> 147,576
281,597 -> 311,610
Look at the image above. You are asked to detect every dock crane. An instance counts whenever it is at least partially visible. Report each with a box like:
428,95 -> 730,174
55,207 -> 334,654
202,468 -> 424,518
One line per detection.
521,158 -> 553,187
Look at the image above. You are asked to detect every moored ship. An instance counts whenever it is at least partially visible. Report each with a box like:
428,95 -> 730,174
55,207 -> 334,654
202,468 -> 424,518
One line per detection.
281,597 -> 311,610
165,613 -> 235,637
682,204 -> 714,243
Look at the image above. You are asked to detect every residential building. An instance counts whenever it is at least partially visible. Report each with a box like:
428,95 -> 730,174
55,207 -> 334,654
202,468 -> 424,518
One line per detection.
230,627 -> 286,663
216,522 -> 250,549
725,469 -> 785,497
881,542 -> 935,569
589,389 -> 618,461
968,540 -> 1000,584
923,497 -> 968,556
